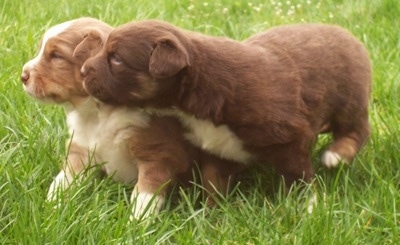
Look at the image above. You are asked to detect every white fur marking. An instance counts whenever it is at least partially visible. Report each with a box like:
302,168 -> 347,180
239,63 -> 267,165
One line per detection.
147,108 -> 253,164
66,100 -> 149,184
182,115 -> 252,163
46,170 -> 71,201
321,150 -> 344,168
130,192 -> 165,220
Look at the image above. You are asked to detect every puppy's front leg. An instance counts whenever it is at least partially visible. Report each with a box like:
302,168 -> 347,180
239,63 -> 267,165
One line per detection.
200,153 -> 245,206
47,170 -> 73,202
269,139 -> 317,212
129,162 -> 172,220
47,144 -> 90,202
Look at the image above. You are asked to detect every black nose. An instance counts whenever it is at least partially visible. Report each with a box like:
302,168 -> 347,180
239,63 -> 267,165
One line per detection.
21,71 -> 29,85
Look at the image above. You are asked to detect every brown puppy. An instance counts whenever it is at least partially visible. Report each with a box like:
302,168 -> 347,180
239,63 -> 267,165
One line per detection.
81,20 -> 371,190
21,18 -> 239,219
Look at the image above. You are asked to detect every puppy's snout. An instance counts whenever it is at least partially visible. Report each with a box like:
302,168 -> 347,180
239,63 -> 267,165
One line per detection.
80,65 -> 89,77
20,70 -> 30,85
80,58 -> 95,78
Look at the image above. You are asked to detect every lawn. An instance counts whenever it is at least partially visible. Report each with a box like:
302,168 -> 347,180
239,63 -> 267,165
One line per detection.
1,0 -> 399,244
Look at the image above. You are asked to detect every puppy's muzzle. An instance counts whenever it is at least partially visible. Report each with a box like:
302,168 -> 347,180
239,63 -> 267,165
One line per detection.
80,65 -> 89,78
20,70 -> 30,85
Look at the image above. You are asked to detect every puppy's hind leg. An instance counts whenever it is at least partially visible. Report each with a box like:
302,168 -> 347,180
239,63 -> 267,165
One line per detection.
321,114 -> 370,168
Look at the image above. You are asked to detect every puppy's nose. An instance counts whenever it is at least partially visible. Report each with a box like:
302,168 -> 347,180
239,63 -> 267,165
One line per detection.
20,70 -> 30,85
80,57 -> 98,78
80,66 -> 89,77
80,61 -> 94,77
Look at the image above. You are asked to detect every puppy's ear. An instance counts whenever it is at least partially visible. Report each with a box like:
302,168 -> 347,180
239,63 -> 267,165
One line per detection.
149,35 -> 190,78
73,29 -> 105,62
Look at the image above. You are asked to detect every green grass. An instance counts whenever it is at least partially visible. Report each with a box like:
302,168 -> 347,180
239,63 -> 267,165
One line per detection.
1,0 -> 399,244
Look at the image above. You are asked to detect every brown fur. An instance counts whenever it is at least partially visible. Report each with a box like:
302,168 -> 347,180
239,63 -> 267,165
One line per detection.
81,20 -> 371,188
21,18 -> 242,217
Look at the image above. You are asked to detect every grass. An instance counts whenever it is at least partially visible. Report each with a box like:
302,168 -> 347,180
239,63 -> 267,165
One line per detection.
1,0 -> 399,244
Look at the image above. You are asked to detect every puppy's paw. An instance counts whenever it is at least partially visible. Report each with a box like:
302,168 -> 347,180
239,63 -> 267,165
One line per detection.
46,171 -> 69,205
321,150 -> 347,169
130,192 -> 165,221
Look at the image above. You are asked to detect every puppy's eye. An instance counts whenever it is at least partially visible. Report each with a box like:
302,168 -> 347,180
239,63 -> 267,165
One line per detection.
50,52 -> 63,59
109,53 -> 123,65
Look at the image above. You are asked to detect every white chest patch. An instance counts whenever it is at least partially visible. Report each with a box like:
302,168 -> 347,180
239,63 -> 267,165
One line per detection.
66,100 -> 150,183
148,109 -> 253,164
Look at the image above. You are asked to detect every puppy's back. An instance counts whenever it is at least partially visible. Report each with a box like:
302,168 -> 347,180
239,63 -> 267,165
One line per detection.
245,24 -> 371,85
245,23 -> 371,116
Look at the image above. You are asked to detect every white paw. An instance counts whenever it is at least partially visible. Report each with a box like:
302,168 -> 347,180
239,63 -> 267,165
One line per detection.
130,192 -> 164,221
47,170 -> 69,202
321,151 -> 346,169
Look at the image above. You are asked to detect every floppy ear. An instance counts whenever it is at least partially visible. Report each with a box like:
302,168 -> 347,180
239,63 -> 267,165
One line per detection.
149,35 -> 190,78
73,29 -> 105,62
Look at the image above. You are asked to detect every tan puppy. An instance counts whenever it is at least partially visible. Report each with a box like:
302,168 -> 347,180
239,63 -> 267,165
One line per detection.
81,20 -> 371,190
21,18 -> 238,219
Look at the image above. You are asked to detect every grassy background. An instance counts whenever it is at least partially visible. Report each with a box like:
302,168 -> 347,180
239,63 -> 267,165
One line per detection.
1,0 -> 399,244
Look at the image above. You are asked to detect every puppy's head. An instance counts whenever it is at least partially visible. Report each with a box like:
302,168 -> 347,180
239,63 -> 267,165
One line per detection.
21,17 -> 112,104
81,20 -> 191,106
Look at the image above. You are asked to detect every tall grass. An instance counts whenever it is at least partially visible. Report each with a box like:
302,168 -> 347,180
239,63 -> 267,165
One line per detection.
1,0 -> 399,244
